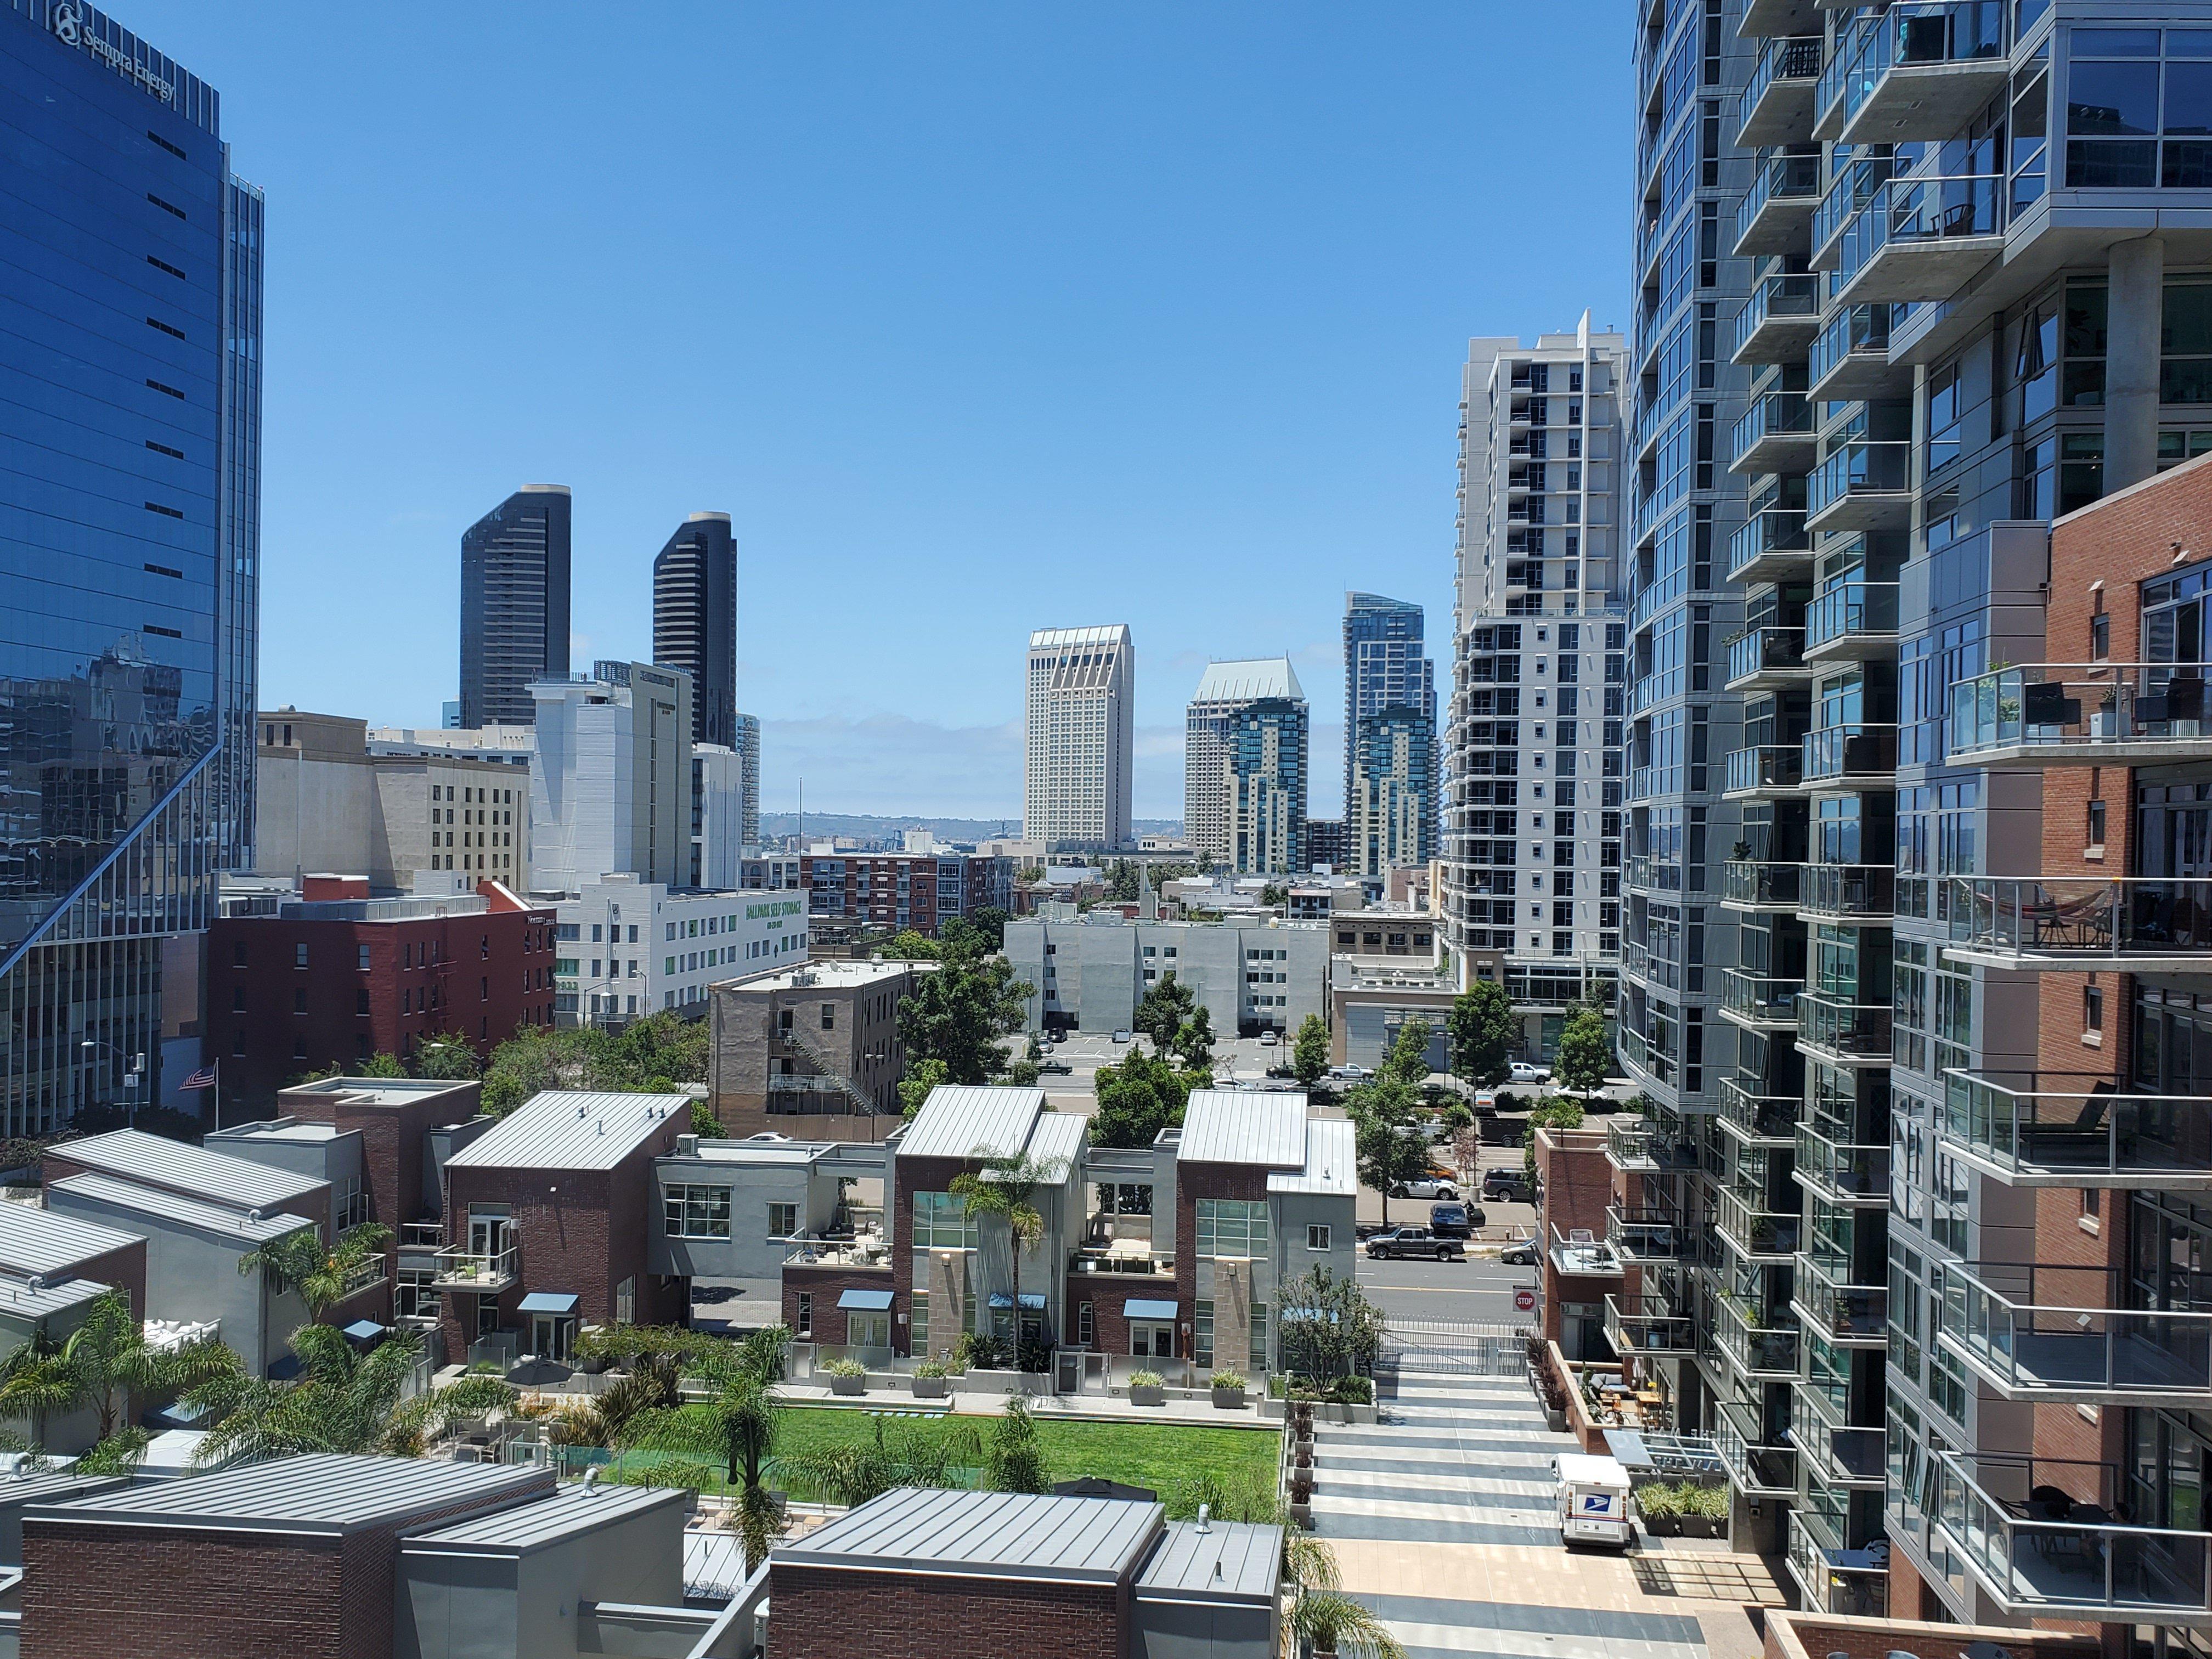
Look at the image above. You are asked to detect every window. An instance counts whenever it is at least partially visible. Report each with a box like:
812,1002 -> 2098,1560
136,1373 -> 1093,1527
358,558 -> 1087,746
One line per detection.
616,1277 -> 636,1324
355,989 -> 370,1017
2085,982 -> 2106,1035
1077,1301 -> 1094,1345
1195,1199 -> 1271,1257
913,1190 -> 980,1249
2092,610 -> 2112,659
1307,1224 -> 1331,1251
663,1185 -> 732,1238
1927,360 -> 1963,473
794,1291 -> 813,1338
294,943 -> 308,969
2089,798 -> 2108,848
821,1002 -> 836,1030
767,1202 -> 798,1238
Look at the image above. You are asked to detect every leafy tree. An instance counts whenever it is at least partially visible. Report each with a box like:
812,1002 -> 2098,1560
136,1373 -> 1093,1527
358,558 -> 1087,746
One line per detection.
1091,1049 -> 1194,1149
898,1057 -> 950,1119
1290,1014 -> 1330,1086
619,1330 -> 790,1568
1259,883 -> 1289,907
476,1015 -> 710,1115
1440,1101 -> 1475,1131
1276,1266 -> 1387,1382
690,1100 -> 725,1138
1132,972 -> 1196,1056
776,1414 -> 979,1506
1003,1057 -> 1042,1087
951,1146 -> 1069,1358
1446,981 -> 1516,1087
411,1034 -> 482,1080
983,1395 -> 1050,1493
1291,1594 -> 1408,1659
968,906 -> 1009,951
1449,1125 -> 1485,1182
896,955 -> 1032,1086
879,930 -> 940,961
1172,1005 -> 1215,1072
1379,1020 -> 1434,1088
236,1222 -> 394,1319
1107,860 -> 1140,904
1525,1098 -> 1587,1175
1347,1078 -> 1428,1226
1554,1007 -> 1612,1102
357,1052 -> 408,1079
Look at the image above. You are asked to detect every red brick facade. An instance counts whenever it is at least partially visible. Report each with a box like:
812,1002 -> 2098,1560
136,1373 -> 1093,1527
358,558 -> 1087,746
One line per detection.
798,854 -> 1014,936
1534,1127 -> 1618,1345
782,1264 -> 896,1346
765,1564 -> 1122,1659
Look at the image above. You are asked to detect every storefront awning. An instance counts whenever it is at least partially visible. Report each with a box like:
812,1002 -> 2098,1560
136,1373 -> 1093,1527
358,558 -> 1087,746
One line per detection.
1123,1299 -> 1179,1321
341,1319 -> 385,1342
517,1293 -> 578,1315
837,1289 -> 894,1311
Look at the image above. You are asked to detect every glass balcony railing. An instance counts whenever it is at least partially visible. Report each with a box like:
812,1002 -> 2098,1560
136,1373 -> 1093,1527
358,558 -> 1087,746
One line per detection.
1719,1077 -> 1797,1144
1946,876 -> 2212,962
1799,1419 -> 1887,1489
1549,1223 -> 1625,1278
1807,441 -> 1911,526
1836,173 -> 2004,303
1804,580 -> 1900,654
1716,1186 -> 1802,1260
1938,1070 -> 2212,1185
1738,35 -> 1825,148
1714,1290 -> 1802,1375
1723,857 -> 1804,909
1933,1450 -> 2212,1619
1735,150 -> 1825,256
1801,722 -> 1898,783
1605,1291 -> 1694,1355
1789,1508 -> 1890,1618
1604,1117 -> 1657,1172
1727,503 -> 1812,581
1733,270 -> 1822,364
1950,664 -> 2212,765
1712,1392 -> 1797,1496
1799,862 -> 1894,922
1812,153 -> 1896,263
1725,625 -> 1807,687
1797,991 -> 1893,1062
1606,1204 -> 1694,1263
1720,968 -> 1799,1026
1808,302 -> 1897,398
1939,1262 -> 2212,1401
1793,1249 -> 1889,1344
1724,743 -> 1806,796
1795,1124 -> 1891,1205
432,1245 -> 518,1290
1729,391 -> 1814,472
1842,2 -> 2009,144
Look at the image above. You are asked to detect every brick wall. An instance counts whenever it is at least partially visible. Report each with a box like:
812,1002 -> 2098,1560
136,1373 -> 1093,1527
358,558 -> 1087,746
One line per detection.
1533,1128 -> 1614,1344
783,1265 -> 895,1346
890,1154 -> 973,1358
765,1564 -> 1123,1659
68,1238 -> 146,1318
1172,1163 -> 1271,1365
1765,1610 -> 2097,1659
1069,1272 -> 1147,1357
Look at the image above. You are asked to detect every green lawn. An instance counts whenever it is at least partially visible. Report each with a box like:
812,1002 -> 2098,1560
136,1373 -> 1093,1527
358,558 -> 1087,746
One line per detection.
602,1404 -> 1278,1512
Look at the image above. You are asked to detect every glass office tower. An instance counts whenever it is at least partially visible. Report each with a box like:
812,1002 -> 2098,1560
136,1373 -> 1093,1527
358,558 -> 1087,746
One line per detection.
0,0 -> 261,1130
460,485 -> 572,729
653,511 -> 737,752
1342,593 -> 1437,862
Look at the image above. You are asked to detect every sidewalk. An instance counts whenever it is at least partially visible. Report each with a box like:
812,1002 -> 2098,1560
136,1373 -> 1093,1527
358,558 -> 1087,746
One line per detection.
769,1380 -> 1283,1429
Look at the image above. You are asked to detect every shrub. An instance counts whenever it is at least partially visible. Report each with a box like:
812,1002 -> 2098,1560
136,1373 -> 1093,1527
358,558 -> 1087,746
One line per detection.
913,1360 -> 951,1379
1685,1482 -> 1731,1520
1635,1484 -> 1679,1519
823,1357 -> 867,1378
1128,1369 -> 1165,1389
1327,1374 -> 1373,1405
1209,1369 -> 1248,1390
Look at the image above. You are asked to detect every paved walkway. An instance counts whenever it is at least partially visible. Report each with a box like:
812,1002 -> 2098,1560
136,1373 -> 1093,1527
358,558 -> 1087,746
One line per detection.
1310,1368 -> 1782,1659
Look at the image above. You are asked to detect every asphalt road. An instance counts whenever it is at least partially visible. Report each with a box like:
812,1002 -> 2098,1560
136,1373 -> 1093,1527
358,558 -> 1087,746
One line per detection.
1356,1251 -> 1537,1323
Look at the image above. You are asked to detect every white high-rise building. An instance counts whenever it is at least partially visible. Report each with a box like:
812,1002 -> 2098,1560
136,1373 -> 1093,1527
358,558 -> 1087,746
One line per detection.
1184,658 -> 1308,873
690,743 -> 746,890
529,661 -> 692,896
1023,625 -> 1133,853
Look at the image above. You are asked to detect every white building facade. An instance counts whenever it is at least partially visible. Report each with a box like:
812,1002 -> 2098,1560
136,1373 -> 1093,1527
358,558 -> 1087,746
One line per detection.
555,877 -> 809,1026
690,743 -> 746,890
1023,625 -> 1134,853
1005,913 -> 1327,1038
529,661 -> 692,896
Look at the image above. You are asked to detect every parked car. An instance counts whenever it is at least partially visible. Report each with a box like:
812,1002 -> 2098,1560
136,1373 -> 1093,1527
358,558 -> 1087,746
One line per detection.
1387,1176 -> 1459,1200
1509,1062 -> 1551,1085
1365,1226 -> 1464,1262
1428,1202 -> 1487,1237
744,1132 -> 793,1143
1329,1064 -> 1370,1081
1259,1029 -> 1279,1046
1112,1029 -> 1132,1044
1039,1059 -> 1074,1075
1483,1169 -> 1534,1202
1499,1240 -> 1540,1266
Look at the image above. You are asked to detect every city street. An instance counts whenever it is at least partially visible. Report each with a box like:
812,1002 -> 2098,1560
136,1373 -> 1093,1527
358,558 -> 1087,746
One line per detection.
1356,1251 -> 1534,1322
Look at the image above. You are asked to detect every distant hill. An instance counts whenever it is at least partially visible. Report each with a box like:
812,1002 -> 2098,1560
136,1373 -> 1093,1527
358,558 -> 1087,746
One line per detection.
760,812 -> 1183,843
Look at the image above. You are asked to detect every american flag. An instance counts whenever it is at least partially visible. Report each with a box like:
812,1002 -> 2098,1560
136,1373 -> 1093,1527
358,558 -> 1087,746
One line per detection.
178,1064 -> 218,1091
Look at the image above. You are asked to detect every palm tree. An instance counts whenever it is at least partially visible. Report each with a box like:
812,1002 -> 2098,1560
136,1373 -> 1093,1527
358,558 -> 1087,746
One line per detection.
950,1144 -> 1068,1355
0,1290 -> 237,1456
235,1222 -> 395,1319
773,1415 -> 978,1508
1290,1593 -> 1407,1659
618,1330 -> 789,1569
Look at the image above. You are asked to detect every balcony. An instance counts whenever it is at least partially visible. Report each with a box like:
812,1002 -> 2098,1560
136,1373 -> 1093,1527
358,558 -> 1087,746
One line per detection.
1733,271 -> 1822,366
1835,173 -> 2003,307
1068,1244 -> 1173,1277
1604,1117 -> 1657,1173
1938,1262 -> 2212,1403
1724,625 -> 1808,693
784,1233 -> 894,1269
1797,991 -> 1893,1066
1944,876 -> 2212,971
431,1246 -> 518,1293
1727,501 -> 1812,585
1734,150 -> 1823,258
1932,1450 -> 2212,1620
1549,1223 -> 1624,1280
1838,2 -> 2010,147
1802,722 -> 1898,785
1723,744 -> 1807,799
1605,1205 -> 1693,1265
1719,1078 -> 1797,1146
1806,441 -> 1911,534
1714,1290 -> 1803,1375
1720,968 -> 1800,1030
1729,390 -> 1815,477
1712,1394 -> 1798,1497
1799,862 -> 1894,923
1793,1250 -> 1889,1345
1798,1418 -> 1887,1490
1740,0 -> 1822,39
1949,664 -> 2212,767
1787,1509 -> 1889,1618
1808,303 -> 1906,401
1723,856 -> 1804,911
1604,1291 -> 1693,1356
1737,36 -> 1824,148
1937,1071 -> 2212,1187
1803,580 -> 1900,662
1707,1194 -> 1796,1256
1795,1124 -> 1890,1206
1810,151 -> 1895,267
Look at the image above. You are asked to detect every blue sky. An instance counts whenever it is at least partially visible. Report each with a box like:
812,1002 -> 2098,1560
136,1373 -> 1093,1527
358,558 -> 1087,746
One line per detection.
126,3 -> 1632,820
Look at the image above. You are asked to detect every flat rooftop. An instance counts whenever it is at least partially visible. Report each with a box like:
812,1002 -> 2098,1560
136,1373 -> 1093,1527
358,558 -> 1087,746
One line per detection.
446,1091 -> 688,1172
774,1487 -> 1161,1583
207,1118 -> 351,1147
724,959 -> 918,992
48,1130 -> 326,1211
25,1454 -> 545,1536
283,1077 -> 473,1109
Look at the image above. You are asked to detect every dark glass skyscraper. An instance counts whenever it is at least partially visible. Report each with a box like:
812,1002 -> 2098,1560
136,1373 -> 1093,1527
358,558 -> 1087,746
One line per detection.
652,511 -> 736,749
0,0 -> 260,1131
460,484 -> 571,727
1341,592 -> 1436,862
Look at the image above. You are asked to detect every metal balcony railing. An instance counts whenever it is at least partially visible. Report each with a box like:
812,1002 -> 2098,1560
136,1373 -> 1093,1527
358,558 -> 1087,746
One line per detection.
1807,441 -> 1911,527
1799,862 -> 1894,922
1604,1118 -> 1657,1173
1788,1508 -> 1889,1618
431,1245 -> 518,1291
1605,1291 -> 1694,1355
1793,1249 -> 1889,1345
1946,876 -> 2212,963
1725,625 -> 1807,690
1724,743 -> 1807,797
1799,1417 -> 1886,1491
1812,151 -> 1895,263
1949,663 -> 2212,765
1794,1125 -> 1890,1204
1716,1187 -> 1802,1261
1836,173 -> 2004,304
1730,390 -> 1814,472
1714,1291 -> 1802,1377
1549,1223 -> 1624,1278
1605,1204 -> 1694,1264
1712,1393 -> 1797,1496
1937,1070 -> 2212,1186
1719,1077 -> 1797,1144
1939,1261 -> 2212,1402
1808,302 -> 1898,398
1840,2 -> 2009,145
1720,968 -> 1800,1027
1798,991 -> 1893,1062
1737,35 -> 1825,148
1726,504 -> 1812,582
1723,857 -> 1804,909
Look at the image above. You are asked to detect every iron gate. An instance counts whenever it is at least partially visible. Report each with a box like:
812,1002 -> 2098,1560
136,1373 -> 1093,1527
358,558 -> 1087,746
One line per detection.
1379,1318 -> 1534,1382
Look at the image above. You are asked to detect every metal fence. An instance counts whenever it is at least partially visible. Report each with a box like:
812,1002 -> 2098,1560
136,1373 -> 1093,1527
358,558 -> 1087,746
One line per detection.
1379,1318 -> 1535,1381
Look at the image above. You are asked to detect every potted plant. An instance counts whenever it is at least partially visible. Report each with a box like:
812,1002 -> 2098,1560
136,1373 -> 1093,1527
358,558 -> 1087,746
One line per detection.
1128,1368 -> 1166,1406
911,1359 -> 950,1400
1636,1483 -> 1681,1537
824,1357 -> 867,1397
1683,1482 -> 1730,1539
1210,1369 -> 1248,1410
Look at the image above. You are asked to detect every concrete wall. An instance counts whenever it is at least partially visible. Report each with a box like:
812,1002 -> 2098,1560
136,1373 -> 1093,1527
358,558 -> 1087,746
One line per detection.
207,1126 -> 365,1237
1011,918 -> 1328,1036
647,1155 -> 832,1280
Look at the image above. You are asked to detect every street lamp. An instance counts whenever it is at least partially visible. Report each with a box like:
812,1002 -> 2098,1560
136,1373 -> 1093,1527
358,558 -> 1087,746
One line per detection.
79,1040 -> 146,1121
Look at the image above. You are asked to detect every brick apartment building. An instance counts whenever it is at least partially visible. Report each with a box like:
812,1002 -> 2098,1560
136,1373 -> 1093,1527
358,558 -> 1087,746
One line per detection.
708,957 -> 921,1136
799,853 -> 1013,935
208,877 -> 557,1106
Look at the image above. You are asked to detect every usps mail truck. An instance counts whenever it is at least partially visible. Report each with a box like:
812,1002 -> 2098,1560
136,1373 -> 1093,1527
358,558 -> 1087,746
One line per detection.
1552,1452 -> 1634,1549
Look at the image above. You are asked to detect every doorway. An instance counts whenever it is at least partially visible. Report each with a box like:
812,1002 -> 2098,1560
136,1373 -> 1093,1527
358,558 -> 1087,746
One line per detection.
1130,1322 -> 1174,1359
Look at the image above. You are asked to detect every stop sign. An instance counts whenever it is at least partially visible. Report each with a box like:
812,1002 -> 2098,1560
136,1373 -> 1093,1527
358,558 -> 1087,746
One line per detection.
1514,1288 -> 1536,1312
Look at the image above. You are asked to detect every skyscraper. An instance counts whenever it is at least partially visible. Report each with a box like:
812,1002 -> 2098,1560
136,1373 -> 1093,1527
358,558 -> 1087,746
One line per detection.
460,484 -> 571,728
1186,659 -> 1307,876
1023,626 -> 1133,853
529,661 -> 692,895
732,712 -> 761,848
0,0 -> 261,1132
652,511 -> 736,750
1341,594 -> 1435,833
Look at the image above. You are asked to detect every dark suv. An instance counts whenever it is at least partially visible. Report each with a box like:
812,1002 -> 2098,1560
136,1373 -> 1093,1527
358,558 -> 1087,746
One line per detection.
1482,1170 -> 1534,1203
1428,1202 -> 1486,1238
1364,1226 -> 1464,1262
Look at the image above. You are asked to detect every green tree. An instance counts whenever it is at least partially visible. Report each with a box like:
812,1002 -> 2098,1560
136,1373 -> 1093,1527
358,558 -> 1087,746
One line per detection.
0,1290 -> 234,1451
618,1329 -> 790,1568
1524,1098 -> 1587,1175
357,1052 -> 408,1079
1446,981 -> 1516,1087
896,955 -> 1032,1085
690,1100 -> 725,1138
1003,1057 -> 1042,1087
898,1057 -> 950,1119
1132,972 -> 1196,1056
1091,1049 -> 1193,1149
1554,1007 -> 1612,1103
950,1146 -> 1069,1358
1107,860 -> 1140,903
1347,1079 -> 1428,1226
982,1395 -> 1050,1493
236,1222 -> 395,1319
1290,1014 -> 1331,1086
1291,1594 -> 1408,1659
411,1034 -> 481,1080
968,906 -> 1009,950
1172,1005 -> 1215,1072
1379,1020 -> 1434,1088
1259,883 -> 1289,907
878,930 -> 941,961
1275,1266 -> 1387,1383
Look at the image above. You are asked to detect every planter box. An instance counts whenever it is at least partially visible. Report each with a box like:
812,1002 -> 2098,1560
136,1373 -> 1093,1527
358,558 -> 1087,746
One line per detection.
1212,1386 -> 1248,1410
966,1368 -> 1023,1395
1543,1407 -> 1567,1433
1288,1500 -> 1311,1528
910,1376 -> 948,1399
828,1374 -> 865,1397
1681,1514 -> 1726,1539
1129,1385 -> 1166,1407
1640,1513 -> 1682,1537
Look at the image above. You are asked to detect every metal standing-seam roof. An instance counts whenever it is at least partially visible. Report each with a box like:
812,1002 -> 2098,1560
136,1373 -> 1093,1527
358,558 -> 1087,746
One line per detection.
403,1483 -> 682,1554
0,1201 -> 143,1276
1267,1116 -> 1357,1197
1190,657 -> 1304,705
1026,1109 -> 1088,1173
25,1454 -> 545,1536
49,1130 -> 325,1210
0,1276 -> 110,1322
898,1086 -> 1049,1162
445,1091 -> 690,1172
46,1173 -> 315,1245
774,1487 -> 1163,1582
1133,1519 -> 1283,1605
1178,1092 -> 1308,1169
